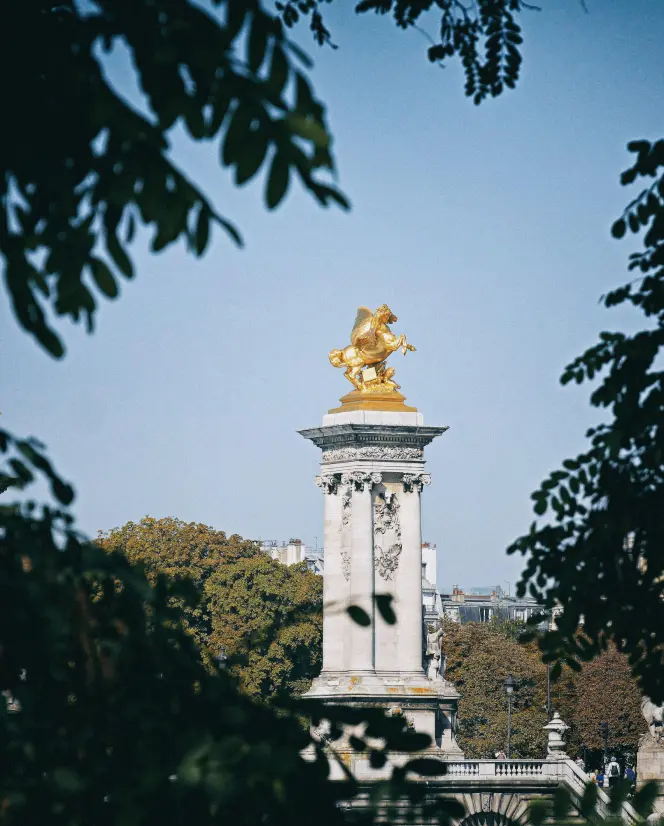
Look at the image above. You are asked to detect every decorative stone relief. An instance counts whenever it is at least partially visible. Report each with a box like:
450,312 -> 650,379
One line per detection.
425,627 -> 445,682
402,473 -> 432,493
374,491 -> 401,537
375,542 -> 403,581
340,550 -> 351,582
315,474 -> 338,494
374,491 -> 402,581
310,718 -> 331,743
642,697 -> 664,744
322,446 -> 423,463
341,471 -> 382,491
339,486 -> 352,582
340,487 -> 352,527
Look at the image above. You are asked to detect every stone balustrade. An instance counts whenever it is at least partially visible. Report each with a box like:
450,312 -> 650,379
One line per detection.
444,760 -> 547,777
339,756 -> 640,825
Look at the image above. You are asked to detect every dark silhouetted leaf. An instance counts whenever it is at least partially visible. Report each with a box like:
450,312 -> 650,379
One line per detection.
266,152 -> 290,209
374,593 -> 396,625
405,758 -> 447,776
195,209 -> 210,256
89,258 -> 118,298
347,605 -> 371,627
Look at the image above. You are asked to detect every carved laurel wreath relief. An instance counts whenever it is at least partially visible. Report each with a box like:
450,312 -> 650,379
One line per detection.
373,490 -> 402,581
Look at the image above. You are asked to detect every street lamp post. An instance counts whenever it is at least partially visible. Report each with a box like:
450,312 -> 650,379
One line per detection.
504,674 -> 517,759
600,722 -> 609,777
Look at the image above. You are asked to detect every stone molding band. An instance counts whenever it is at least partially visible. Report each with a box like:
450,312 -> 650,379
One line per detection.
322,446 -> 423,463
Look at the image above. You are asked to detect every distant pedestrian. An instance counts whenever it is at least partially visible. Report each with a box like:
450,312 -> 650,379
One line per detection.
596,771 -> 605,788
588,770 -> 597,785
575,757 -> 586,772
625,766 -> 636,788
607,756 -> 621,788
495,750 -> 506,760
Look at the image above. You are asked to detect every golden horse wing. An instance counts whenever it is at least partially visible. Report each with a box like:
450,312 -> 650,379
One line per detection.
350,306 -> 373,346
351,306 -> 388,359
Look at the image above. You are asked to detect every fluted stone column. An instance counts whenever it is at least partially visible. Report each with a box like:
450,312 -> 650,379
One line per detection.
398,473 -> 431,673
344,471 -> 381,672
315,474 -> 343,672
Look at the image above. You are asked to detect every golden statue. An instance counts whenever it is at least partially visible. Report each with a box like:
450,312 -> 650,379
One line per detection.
329,304 -> 416,393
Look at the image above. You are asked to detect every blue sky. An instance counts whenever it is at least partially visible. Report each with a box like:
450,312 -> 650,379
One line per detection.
2,0 -> 663,592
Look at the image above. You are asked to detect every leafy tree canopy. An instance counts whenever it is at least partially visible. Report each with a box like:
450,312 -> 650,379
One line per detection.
567,645 -> 646,759
276,0 -> 528,105
98,516 -> 256,585
508,140 -> 664,703
97,516 -> 322,700
443,621 -> 645,763
443,619 -> 570,759
205,553 -> 322,699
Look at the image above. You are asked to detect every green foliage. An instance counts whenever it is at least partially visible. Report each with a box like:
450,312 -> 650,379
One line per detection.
1,0 -> 348,359
276,0 -> 528,105
508,138 -> 664,703
98,517 -> 323,701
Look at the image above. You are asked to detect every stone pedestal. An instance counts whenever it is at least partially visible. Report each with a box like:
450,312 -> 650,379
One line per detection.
299,406 -> 463,757
637,734 -> 664,816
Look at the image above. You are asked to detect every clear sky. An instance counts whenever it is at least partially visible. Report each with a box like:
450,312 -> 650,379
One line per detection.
2,0 -> 663,593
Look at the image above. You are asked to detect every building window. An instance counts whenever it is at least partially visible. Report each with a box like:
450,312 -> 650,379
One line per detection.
479,607 -> 492,622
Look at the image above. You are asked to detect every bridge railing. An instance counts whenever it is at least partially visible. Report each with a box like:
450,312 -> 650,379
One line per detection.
439,760 -> 640,825
443,760 -> 548,778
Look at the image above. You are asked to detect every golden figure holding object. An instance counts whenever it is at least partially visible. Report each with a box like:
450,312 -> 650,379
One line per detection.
328,304 -> 418,413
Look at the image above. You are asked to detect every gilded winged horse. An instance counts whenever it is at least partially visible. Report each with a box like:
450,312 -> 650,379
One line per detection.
328,304 -> 416,392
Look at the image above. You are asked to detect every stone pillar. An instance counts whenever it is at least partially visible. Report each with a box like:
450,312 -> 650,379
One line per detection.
398,473 -> 431,673
299,410 -> 462,756
315,474 -> 343,672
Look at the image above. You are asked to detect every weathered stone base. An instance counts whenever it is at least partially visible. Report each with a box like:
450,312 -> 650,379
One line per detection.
304,670 -> 463,758
637,734 -> 664,816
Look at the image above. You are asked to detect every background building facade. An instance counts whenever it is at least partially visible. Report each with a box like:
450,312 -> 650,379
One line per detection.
440,585 -> 542,624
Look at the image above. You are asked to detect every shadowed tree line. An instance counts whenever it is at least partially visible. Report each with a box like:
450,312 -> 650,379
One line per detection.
443,620 -> 646,765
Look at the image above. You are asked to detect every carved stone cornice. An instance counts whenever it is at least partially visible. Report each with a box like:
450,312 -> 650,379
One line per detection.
298,424 -> 448,454
402,473 -> 432,493
340,471 -> 382,491
315,474 -> 339,494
